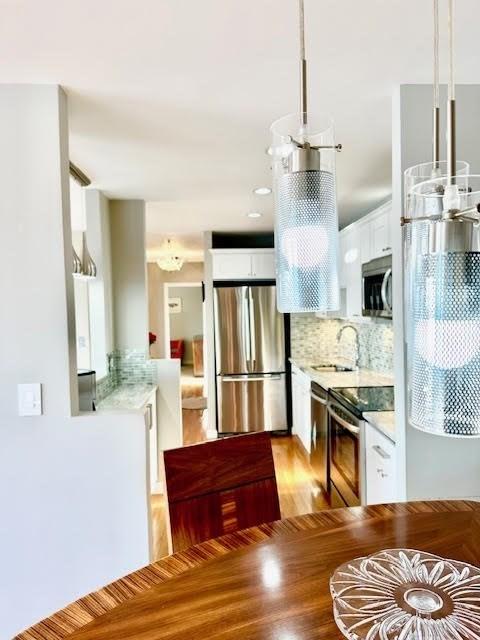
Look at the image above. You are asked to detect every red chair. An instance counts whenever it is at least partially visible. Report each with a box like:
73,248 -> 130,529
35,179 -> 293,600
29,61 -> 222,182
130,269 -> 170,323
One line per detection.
170,339 -> 184,361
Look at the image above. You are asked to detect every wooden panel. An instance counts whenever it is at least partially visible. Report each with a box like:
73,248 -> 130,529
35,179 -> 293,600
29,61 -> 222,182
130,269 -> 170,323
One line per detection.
164,432 -> 280,552
15,501 -> 480,640
169,478 -> 281,550
163,432 -> 277,501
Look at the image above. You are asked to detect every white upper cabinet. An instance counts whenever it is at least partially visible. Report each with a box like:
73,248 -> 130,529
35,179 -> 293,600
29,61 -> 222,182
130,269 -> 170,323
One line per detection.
339,226 -> 362,318
359,220 -> 372,264
251,251 -> 276,279
211,249 -> 275,280
371,206 -> 392,259
338,201 -> 392,318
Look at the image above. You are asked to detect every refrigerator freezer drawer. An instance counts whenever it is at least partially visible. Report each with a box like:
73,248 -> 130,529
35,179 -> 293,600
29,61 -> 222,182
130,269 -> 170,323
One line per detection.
217,374 -> 287,434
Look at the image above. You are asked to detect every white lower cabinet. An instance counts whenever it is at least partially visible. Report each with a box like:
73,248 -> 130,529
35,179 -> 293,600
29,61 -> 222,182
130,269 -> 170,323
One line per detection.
365,422 -> 396,505
291,365 -> 311,454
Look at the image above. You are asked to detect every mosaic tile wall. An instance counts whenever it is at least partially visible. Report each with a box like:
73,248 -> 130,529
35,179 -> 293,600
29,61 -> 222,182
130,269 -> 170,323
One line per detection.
95,369 -> 117,403
291,314 -> 394,374
95,349 -> 156,401
111,349 -> 156,385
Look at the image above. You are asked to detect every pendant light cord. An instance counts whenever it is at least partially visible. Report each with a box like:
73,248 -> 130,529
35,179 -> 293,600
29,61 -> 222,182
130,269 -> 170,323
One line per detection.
299,0 -> 305,60
433,0 -> 439,109
433,0 -> 440,169
447,0 -> 456,185
448,0 -> 455,101
299,0 -> 308,128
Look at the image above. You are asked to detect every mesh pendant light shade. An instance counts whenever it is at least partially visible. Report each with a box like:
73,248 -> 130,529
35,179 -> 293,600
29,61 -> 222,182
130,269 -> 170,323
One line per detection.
271,113 -> 340,313
405,175 -> 480,437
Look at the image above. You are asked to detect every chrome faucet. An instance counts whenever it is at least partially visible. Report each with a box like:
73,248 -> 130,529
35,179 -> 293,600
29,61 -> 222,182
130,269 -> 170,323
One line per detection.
336,324 -> 360,370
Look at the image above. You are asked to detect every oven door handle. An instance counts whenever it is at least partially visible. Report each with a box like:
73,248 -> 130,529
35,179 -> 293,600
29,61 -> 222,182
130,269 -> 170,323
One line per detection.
327,403 -> 360,435
311,391 -> 328,405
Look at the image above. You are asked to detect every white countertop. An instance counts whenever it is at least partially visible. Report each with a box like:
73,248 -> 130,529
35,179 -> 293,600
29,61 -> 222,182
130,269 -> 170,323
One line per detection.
290,357 -> 394,390
290,357 -> 396,442
364,411 -> 396,442
96,384 -> 157,411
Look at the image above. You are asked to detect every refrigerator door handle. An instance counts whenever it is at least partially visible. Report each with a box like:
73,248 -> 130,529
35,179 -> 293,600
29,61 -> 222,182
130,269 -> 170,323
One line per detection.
248,287 -> 256,370
244,287 -> 252,367
221,374 -> 282,382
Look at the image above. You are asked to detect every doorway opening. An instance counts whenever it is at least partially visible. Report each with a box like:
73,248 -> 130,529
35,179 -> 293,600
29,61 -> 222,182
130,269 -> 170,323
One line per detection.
164,282 -> 207,445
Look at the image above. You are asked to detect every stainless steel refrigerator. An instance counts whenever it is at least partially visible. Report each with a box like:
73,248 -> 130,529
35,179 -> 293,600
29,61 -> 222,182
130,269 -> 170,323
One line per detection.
214,284 -> 287,434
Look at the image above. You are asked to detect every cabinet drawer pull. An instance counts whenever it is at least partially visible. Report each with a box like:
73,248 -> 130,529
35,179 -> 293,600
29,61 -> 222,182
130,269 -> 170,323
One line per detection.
372,444 -> 391,459
146,404 -> 153,429
382,246 -> 392,252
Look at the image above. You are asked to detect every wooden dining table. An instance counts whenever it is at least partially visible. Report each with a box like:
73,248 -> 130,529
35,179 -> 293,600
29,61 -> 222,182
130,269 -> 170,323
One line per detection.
15,500 -> 480,640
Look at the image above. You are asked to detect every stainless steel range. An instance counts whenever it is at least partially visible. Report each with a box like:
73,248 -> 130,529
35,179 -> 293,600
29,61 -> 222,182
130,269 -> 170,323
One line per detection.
326,386 -> 394,508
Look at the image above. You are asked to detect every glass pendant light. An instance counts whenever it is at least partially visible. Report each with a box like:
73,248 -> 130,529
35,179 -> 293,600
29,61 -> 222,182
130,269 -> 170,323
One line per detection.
270,0 -> 341,313
72,233 -> 97,279
403,0 -> 480,437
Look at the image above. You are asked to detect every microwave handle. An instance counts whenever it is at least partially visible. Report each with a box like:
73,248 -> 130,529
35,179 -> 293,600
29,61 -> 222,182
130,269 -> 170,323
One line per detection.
327,403 -> 360,435
381,268 -> 392,313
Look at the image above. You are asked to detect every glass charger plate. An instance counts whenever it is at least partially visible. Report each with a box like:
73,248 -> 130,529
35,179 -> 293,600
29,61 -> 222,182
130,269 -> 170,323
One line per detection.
330,548 -> 480,639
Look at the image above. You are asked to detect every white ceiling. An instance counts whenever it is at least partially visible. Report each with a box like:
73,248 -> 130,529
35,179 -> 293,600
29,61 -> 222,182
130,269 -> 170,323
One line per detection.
2,0 -> 480,257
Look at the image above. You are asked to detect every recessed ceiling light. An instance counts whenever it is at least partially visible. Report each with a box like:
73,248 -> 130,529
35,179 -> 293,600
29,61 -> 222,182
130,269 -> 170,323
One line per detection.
247,212 -> 262,218
253,186 -> 272,196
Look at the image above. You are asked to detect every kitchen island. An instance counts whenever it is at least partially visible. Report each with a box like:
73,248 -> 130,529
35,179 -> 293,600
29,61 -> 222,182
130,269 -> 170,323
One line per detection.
16,500 -> 479,640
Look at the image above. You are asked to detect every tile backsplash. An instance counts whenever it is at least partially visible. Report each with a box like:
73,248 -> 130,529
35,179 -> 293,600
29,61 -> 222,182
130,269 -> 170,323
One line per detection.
96,349 -> 156,401
291,314 -> 394,375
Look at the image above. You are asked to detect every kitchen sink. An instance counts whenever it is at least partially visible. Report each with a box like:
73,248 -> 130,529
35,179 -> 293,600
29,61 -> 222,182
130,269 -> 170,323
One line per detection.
311,364 -> 356,373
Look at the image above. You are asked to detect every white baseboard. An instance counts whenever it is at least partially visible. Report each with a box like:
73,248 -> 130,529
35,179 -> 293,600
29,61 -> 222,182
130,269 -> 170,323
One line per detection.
206,428 -> 218,440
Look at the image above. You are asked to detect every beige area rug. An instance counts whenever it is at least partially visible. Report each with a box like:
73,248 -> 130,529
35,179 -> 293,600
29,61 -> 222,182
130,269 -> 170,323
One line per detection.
182,396 -> 208,410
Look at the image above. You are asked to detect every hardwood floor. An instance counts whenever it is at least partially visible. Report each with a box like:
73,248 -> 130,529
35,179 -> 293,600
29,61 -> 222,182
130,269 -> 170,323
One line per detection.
271,435 -> 330,518
151,383 -> 329,561
151,493 -> 168,561
180,367 -> 207,445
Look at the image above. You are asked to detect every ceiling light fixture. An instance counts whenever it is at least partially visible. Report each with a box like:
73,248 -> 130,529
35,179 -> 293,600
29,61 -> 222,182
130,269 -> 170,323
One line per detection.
156,239 -> 184,272
247,211 -> 262,218
253,187 -> 272,196
270,0 -> 341,313
403,0 -> 480,437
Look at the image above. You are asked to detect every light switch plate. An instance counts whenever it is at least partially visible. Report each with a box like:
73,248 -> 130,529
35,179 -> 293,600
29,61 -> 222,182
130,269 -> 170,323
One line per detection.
18,383 -> 42,416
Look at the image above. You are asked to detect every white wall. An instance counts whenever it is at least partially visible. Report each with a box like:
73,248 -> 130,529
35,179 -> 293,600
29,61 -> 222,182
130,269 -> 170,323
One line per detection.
0,85 -> 150,637
110,200 -> 148,351
203,232 -> 217,437
0,413 -> 150,637
86,189 -> 114,378
168,285 -> 203,364
73,277 -> 92,370
392,84 -> 480,501
154,359 -> 183,451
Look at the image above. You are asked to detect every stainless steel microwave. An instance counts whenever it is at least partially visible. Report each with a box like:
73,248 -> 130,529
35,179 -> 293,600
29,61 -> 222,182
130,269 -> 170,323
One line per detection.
361,255 -> 392,319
